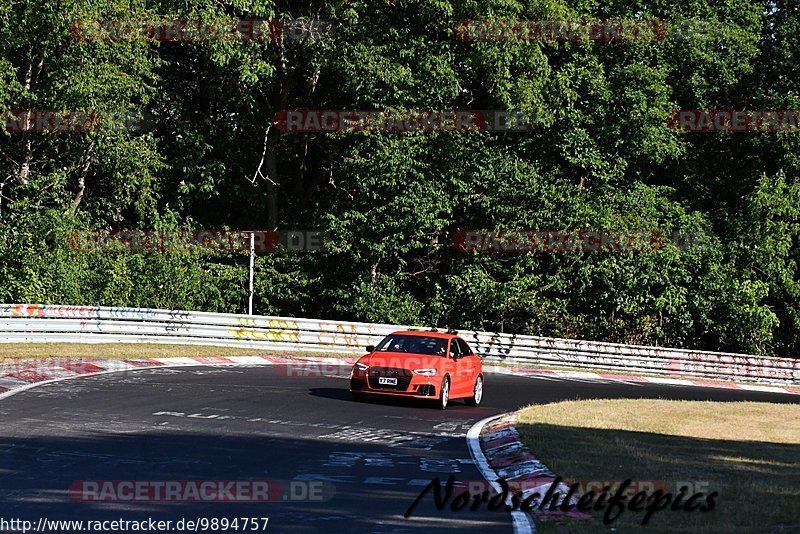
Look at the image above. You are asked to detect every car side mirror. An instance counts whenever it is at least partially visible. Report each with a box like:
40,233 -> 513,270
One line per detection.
366,345 -> 375,353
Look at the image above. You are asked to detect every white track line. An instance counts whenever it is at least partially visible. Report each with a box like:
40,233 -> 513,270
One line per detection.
467,415 -> 535,534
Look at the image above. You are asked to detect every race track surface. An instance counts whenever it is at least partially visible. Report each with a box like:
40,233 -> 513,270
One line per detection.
0,365 -> 796,532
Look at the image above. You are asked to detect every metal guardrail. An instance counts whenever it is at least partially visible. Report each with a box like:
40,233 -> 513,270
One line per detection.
1,304 -> 798,385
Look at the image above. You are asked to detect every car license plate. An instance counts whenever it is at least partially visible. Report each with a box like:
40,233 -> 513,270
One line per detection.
378,377 -> 397,386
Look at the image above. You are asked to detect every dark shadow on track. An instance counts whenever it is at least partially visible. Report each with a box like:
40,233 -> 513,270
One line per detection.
307,387 -> 354,402
0,432 -> 511,533
307,387 -> 477,411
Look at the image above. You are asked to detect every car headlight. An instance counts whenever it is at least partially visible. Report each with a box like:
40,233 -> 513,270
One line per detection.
413,368 -> 437,377
354,362 -> 369,372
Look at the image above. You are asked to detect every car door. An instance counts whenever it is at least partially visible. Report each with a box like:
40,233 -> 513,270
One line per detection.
455,338 -> 479,394
445,338 -> 464,396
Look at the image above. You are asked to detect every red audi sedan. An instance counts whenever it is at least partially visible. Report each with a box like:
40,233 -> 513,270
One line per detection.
349,331 -> 483,409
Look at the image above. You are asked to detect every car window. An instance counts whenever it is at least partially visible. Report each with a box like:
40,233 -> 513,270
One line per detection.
449,339 -> 460,358
375,334 -> 447,356
456,338 -> 473,356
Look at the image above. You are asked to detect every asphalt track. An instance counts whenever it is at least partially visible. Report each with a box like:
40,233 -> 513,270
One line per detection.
0,364 -> 797,533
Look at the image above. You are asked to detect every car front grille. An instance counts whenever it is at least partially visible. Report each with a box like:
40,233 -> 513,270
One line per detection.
367,367 -> 413,391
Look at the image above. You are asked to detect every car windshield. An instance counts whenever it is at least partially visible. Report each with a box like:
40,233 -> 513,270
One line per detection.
375,334 -> 448,356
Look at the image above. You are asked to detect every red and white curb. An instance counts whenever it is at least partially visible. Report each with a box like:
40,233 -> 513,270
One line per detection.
484,364 -> 800,395
467,415 -> 536,534
0,355 -> 357,400
468,413 -> 590,533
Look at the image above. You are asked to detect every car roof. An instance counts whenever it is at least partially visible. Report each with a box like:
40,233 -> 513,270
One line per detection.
390,330 -> 457,339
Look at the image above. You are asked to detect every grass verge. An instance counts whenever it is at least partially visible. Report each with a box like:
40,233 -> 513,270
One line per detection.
516,399 -> 800,533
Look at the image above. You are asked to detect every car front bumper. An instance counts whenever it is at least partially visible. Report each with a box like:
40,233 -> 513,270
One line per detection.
350,377 -> 437,397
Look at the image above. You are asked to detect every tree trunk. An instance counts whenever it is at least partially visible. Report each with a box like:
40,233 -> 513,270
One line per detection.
16,57 -> 44,185
17,138 -> 32,185
69,139 -> 95,214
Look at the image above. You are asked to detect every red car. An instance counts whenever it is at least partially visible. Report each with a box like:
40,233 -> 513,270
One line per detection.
349,331 -> 484,409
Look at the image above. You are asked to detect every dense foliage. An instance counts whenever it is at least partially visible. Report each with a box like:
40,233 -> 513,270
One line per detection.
1,0 -> 799,355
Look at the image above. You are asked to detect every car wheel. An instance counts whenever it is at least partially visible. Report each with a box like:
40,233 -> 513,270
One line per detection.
438,377 -> 450,410
466,375 -> 483,407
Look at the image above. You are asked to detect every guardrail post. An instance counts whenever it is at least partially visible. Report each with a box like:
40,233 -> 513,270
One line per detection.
248,231 -> 255,315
